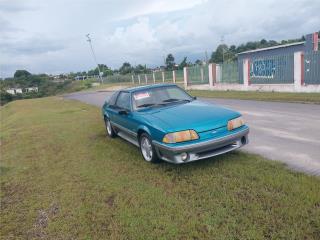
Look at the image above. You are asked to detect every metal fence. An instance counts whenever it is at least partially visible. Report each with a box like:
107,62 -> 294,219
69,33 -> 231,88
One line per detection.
304,51 -> 320,84
130,70 -> 184,84
163,71 -> 172,82
187,64 -> 209,85
175,70 -> 184,83
153,71 -> 163,83
103,74 -> 132,83
221,61 -> 240,83
102,52 -> 319,87
249,54 -> 294,84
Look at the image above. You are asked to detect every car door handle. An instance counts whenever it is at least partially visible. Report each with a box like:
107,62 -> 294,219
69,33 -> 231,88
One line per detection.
118,110 -> 129,115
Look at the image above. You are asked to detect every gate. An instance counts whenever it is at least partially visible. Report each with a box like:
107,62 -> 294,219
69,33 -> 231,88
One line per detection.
304,51 -> 320,85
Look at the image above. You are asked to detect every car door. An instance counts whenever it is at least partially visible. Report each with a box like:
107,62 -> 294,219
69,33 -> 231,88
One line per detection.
113,91 -> 138,138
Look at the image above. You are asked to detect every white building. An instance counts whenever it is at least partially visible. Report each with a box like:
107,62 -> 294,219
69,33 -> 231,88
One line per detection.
25,87 -> 38,93
6,88 -> 23,95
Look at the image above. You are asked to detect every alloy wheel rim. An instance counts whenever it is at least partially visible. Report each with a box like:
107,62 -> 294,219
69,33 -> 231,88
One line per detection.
141,137 -> 153,161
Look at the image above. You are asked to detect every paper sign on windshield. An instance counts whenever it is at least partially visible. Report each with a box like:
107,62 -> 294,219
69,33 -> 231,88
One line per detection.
134,92 -> 150,100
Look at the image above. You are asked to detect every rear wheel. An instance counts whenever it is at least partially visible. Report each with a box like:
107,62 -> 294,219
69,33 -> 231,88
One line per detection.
139,133 -> 159,163
105,117 -> 116,138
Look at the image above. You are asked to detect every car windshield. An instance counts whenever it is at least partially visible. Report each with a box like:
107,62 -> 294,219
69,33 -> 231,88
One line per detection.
132,86 -> 193,110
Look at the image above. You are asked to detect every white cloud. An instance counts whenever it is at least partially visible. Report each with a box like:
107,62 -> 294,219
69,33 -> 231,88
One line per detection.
0,0 -> 319,77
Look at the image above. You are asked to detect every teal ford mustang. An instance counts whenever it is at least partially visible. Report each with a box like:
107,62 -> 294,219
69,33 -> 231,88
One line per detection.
102,84 -> 249,163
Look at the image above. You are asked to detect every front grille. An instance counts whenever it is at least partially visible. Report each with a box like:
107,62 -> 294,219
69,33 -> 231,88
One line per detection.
197,142 -> 238,158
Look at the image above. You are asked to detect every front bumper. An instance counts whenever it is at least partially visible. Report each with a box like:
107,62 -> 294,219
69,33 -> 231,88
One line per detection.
152,127 -> 249,164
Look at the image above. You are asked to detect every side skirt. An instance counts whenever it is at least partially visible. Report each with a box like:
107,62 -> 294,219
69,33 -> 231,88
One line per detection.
117,131 -> 139,147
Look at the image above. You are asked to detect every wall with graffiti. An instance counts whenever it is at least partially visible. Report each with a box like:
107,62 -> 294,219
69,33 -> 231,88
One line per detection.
249,54 -> 294,84
237,33 -> 319,84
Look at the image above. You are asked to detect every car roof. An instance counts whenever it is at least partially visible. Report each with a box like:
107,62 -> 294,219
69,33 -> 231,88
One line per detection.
123,83 -> 178,93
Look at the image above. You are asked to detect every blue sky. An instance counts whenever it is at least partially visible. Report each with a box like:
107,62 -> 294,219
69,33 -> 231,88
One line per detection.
1,0 -> 319,77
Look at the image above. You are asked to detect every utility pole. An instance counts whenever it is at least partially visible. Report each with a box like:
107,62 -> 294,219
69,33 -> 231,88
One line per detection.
163,55 -> 166,69
220,35 -> 225,63
205,50 -> 208,64
86,34 -> 103,83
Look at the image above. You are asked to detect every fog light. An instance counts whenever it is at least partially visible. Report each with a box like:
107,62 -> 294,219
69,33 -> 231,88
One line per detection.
181,152 -> 188,161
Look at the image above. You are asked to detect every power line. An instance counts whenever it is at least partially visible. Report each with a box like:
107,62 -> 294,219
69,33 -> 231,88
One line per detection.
85,34 -> 103,82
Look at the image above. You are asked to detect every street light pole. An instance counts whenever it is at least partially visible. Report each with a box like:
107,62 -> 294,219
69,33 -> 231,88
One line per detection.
86,34 -> 103,83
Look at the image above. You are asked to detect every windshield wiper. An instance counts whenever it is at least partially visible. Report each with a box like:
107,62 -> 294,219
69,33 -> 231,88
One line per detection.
162,98 -> 179,102
137,103 -> 166,108
137,103 -> 156,108
162,98 -> 191,103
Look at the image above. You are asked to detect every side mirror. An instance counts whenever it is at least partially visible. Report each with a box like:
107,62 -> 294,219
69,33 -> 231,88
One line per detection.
119,109 -> 128,115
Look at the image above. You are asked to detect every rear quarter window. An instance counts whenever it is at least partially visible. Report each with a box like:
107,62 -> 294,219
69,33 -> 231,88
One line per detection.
115,92 -> 131,110
108,91 -> 119,106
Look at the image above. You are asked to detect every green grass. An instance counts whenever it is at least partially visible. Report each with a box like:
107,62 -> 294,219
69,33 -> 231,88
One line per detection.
188,90 -> 320,104
1,97 -> 319,239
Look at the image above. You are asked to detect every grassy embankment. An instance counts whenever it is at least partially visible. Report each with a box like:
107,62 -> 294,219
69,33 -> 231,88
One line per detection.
88,82 -> 320,104
1,97 -> 319,239
188,90 -> 320,104
80,81 -> 320,104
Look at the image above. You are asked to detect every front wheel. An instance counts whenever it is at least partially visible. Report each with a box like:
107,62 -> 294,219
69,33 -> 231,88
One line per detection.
139,133 -> 159,163
105,118 -> 116,138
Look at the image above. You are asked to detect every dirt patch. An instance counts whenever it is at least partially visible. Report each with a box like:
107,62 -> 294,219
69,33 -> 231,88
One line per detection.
88,133 -> 106,142
105,194 -> 116,208
27,202 -> 60,239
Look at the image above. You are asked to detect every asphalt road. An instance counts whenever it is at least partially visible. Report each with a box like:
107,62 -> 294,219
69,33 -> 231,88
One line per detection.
65,91 -> 320,176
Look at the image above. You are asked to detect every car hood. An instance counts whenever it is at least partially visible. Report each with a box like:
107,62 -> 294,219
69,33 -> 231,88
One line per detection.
141,100 -> 240,133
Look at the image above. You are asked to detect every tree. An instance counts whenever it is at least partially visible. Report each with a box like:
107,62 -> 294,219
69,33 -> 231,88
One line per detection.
88,64 -> 112,77
165,54 -> 175,70
209,44 -> 228,63
14,70 -> 31,78
134,64 -> 147,74
178,57 -> 188,70
260,39 -> 267,45
229,45 -> 236,53
119,62 -> 133,75
195,59 -> 203,65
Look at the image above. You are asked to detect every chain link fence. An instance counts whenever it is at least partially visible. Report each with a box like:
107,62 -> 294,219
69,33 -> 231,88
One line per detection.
221,62 -> 241,84
102,74 -> 132,83
175,70 -> 184,83
187,64 -> 209,85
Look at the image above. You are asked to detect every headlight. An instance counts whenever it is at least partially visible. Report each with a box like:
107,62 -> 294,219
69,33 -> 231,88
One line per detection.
163,130 -> 199,143
227,116 -> 245,131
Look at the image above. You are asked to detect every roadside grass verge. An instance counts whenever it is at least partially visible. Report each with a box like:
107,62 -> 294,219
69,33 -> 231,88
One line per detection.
1,97 -> 319,239
188,90 -> 320,104
89,82 -> 135,91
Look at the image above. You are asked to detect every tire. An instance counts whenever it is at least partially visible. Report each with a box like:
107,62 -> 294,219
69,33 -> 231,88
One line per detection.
105,117 -> 116,138
139,133 -> 160,163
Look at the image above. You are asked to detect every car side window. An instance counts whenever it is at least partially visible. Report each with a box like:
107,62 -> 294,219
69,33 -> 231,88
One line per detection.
108,91 -> 119,106
115,92 -> 131,110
